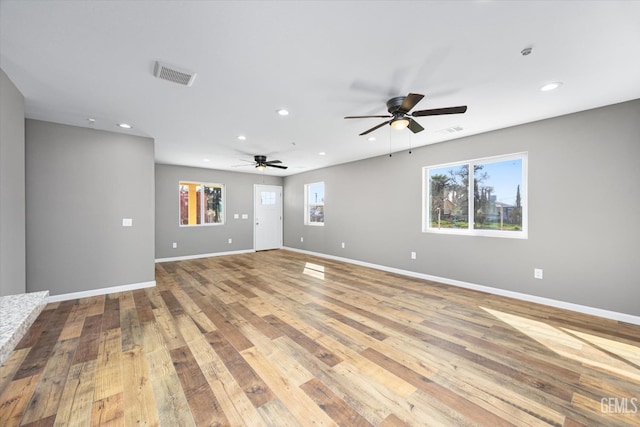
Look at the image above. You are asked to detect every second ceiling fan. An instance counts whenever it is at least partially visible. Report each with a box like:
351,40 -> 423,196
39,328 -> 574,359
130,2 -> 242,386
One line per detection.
250,155 -> 288,170
344,93 -> 467,136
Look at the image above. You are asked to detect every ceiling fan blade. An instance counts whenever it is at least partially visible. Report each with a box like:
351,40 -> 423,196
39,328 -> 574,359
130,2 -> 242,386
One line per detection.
267,164 -> 288,169
398,93 -> 424,113
411,106 -> 467,117
345,115 -> 392,119
359,120 -> 391,136
233,159 -> 254,167
265,160 -> 282,165
407,118 -> 424,134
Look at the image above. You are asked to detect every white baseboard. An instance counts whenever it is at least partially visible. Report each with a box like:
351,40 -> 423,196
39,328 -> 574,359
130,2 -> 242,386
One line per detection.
155,249 -> 255,263
47,280 -> 156,303
283,247 -> 640,326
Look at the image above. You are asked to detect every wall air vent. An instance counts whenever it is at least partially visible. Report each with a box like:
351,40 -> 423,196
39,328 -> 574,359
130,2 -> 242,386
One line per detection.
153,61 -> 197,87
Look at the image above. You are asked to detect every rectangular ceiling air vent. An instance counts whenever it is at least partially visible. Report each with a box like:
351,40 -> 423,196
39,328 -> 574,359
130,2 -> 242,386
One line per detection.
153,61 -> 197,87
439,126 -> 464,134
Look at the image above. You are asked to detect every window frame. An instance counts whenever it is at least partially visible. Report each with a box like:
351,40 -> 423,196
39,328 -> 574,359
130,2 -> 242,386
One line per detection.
304,181 -> 325,226
423,152 -> 528,239
178,181 -> 225,227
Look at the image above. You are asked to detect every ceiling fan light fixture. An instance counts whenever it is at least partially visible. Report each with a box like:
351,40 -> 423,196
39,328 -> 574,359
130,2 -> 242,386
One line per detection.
255,164 -> 266,171
390,117 -> 410,130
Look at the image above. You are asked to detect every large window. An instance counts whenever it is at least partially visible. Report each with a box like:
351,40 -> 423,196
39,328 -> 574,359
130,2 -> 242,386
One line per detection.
179,181 -> 224,226
304,182 -> 325,225
424,153 -> 527,238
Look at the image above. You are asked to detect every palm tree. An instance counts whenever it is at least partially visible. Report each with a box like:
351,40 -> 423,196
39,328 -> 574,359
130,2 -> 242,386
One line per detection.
430,174 -> 449,219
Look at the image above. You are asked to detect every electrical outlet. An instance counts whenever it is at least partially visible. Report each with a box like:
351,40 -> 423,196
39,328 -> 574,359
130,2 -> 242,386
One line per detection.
341,242 -> 345,249
534,268 -> 543,279
300,237 -> 304,242
228,238 -> 232,244
411,252 -> 416,260
172,242 -> 177,249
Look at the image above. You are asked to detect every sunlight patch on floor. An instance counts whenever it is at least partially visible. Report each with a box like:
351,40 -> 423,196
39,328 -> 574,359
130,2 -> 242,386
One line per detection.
560,327 -> 640,367
481,307 -> 640,383
303,262 -> 325,280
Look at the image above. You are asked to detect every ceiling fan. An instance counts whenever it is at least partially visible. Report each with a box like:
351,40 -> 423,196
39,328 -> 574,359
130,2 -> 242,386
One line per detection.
237,155 -> 288,170
344,93 -> 467,136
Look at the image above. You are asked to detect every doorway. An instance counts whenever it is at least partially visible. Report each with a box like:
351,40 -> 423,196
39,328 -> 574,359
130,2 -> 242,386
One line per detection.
254,184 -> 283,251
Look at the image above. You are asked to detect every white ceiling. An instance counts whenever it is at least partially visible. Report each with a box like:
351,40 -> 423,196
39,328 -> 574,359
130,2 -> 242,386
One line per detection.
2,1 -> 640,176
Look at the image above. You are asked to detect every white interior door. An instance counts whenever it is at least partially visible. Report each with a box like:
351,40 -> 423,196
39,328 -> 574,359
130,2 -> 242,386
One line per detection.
254,185 -> 283,251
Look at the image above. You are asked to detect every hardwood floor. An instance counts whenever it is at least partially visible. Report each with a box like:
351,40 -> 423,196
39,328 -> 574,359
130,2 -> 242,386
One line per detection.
1,250 -> 639,426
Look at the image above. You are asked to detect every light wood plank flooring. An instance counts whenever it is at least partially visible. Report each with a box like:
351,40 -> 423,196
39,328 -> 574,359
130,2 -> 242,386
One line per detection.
1,250 -> 639,426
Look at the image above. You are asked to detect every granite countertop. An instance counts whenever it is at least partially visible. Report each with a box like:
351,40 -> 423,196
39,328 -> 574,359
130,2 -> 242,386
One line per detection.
0,291 -> 49,366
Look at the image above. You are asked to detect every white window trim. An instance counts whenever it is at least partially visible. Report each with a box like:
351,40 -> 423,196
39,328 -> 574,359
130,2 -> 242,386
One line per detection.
178,181 -> 226,227
423,152 -> 528,239
304,181 -> 325,226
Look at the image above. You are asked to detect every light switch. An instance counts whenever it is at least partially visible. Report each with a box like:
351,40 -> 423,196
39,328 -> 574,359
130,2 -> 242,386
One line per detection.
234,213 -> 239,219
122,218 -> 133,227
242,214 -> 248,219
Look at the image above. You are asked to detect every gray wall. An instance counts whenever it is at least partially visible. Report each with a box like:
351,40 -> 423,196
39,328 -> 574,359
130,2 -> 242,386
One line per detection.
0,68 -> 26,296
155,164 -> 282,259
284,99 -> 640,317
26,120 -> 155,296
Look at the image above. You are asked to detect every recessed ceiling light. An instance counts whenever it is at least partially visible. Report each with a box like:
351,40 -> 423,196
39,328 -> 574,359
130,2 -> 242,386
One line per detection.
276,109 -> 289,116
117,123 -> 132,129
319,152 -> 326,156
367,136 -> 376,142
237,135 -> 246,140
540,82 -> 563,92
203,158 -> 210,162
87,118 -> 96,124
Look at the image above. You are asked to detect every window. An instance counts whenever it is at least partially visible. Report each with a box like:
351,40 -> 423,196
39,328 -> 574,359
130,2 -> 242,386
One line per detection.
304,182 -> 325,225
424,153 -> 527,238
261,191 -> 276,205
179,181 -> 224,226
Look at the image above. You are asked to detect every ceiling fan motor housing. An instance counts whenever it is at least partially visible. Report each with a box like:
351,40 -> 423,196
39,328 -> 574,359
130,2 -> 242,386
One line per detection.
386,96 -> 406,114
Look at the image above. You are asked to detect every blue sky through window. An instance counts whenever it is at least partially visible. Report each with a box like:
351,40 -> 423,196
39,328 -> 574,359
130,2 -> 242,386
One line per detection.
429,159 -> 522,206
479,159 -> 522,206
307,182 -> 324,205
